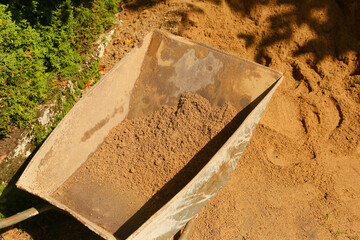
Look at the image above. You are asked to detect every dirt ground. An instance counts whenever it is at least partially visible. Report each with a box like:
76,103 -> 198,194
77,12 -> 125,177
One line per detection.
2,0 -> 359,239
99,0 -> 360,239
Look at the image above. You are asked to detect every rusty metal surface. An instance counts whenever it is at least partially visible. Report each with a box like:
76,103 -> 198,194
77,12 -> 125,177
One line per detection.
16,30 -> 283,240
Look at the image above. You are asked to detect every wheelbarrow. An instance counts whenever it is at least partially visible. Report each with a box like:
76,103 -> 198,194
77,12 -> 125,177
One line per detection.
1,30 -> 283,239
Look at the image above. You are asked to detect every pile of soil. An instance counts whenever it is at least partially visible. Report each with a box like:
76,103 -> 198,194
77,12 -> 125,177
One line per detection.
99,0 -> 360,239
4,0 -> 359,239
57,92 -> 237,220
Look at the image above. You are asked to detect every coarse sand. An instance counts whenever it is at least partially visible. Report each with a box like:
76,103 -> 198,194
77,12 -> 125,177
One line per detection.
99,0 -> 360,239
3,0 -> 358,239
53,93 -> 238,236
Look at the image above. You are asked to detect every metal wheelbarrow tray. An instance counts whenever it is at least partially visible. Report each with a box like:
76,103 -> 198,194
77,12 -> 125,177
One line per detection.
16,30 -> 283,239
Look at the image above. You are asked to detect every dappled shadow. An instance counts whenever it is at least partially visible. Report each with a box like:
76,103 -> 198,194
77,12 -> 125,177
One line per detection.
237,33 -> 254,48
227,0 -> 358,65
123,0 -> 359,67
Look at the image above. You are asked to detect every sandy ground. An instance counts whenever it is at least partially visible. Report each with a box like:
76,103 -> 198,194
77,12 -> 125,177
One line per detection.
1,0 -> 359,239
100,0 -> 360,239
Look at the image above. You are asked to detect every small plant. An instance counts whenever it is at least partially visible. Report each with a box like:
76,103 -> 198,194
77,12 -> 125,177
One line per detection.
0,5 -> 49,136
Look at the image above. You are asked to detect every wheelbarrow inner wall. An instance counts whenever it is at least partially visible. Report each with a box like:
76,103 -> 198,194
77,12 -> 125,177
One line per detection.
17,30 -> 282,239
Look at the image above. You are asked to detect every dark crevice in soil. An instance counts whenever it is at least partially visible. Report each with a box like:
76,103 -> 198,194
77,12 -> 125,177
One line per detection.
330,97 -> 344,128
300,118 -> 308,134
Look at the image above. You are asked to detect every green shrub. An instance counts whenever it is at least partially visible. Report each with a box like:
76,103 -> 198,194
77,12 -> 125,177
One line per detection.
0,0 -> 121,137
0,5 -> 49,135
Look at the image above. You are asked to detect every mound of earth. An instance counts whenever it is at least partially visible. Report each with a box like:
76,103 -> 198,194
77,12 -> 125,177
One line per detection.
100,0 -> 360,239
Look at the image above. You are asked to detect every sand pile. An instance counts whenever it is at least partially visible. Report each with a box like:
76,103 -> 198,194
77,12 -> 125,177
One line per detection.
53,92 -> 237,236
64,93 -> 236,199
99,0 -> 360,239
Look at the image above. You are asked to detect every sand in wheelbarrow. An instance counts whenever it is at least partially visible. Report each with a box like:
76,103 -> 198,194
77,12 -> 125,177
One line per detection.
53,92 -> 238,237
